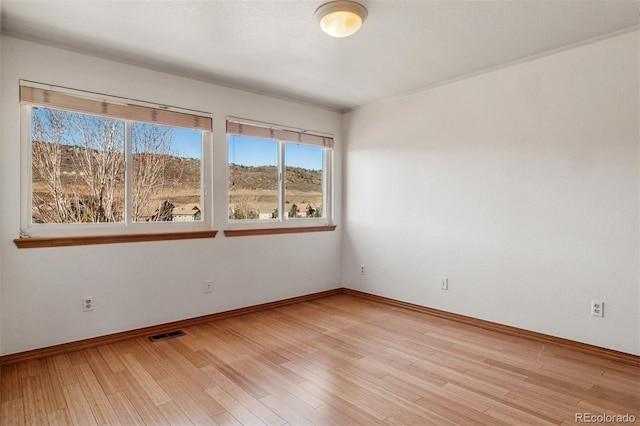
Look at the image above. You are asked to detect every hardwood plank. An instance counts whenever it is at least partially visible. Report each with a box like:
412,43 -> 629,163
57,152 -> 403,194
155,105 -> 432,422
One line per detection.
201,365 -> 286,426
259,394 -> 315,426
106,391 -> 145,425
339,359 -> 500,425
120,353 -> 172,406
297,379 -> 388,426
67,350 -> 88,366
96,344 -> 127,373
73,362 -> 121,424
314,401 -> 368,426
21,376 -> 48,426
205,384 -> 266,425
0,398 -> 25,426
199,350 -> 270,399
124,338 -> 170,374
42,357 -> 68,411
17,360 -> 38,379
157,375 -> 222,425
500,390 -> 577,424
463,365 -> 581,407
157,400 -> 195,425
152,340 -> 216,386
337,366 -> 477,424
441,381 -> 572,423
211,410 -> 241,425
47,408 -> 71,425
336,364 -> 422,403
112,370 -> 170,425
83,347 -> 121,396
484,405 -> 558,425
62,382 -> 98,426
281,358 -> 360,397
0,364 -> 21,402
150,340 -> 226,418
231,356 -> 326,412
52,354 -> 78,386
249,312 -> 320,355
166,338 -> 212,369
593,369 -> 639,393
589,384 -> 640,411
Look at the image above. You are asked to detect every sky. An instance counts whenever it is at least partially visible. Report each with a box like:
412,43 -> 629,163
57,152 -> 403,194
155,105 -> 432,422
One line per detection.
32,108 -> 323,170
171,127 -> 202,159
228,135 -> 323,171
175,133 -> 324,170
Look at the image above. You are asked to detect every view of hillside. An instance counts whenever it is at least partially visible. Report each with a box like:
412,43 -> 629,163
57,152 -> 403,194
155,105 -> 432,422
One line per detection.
228,164 -> 322,192
31,142 -> 322,223
229,164 -> 323,219
33,143 -> 201,184
31,142 -> 202,223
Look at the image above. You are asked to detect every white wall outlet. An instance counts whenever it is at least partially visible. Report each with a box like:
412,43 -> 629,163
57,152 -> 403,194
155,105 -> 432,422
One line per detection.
360,265 -> 366,275
440,277 -> 448,290
591,300 -> 604,317
204,280 -> 213,293
83,296 -> 94,312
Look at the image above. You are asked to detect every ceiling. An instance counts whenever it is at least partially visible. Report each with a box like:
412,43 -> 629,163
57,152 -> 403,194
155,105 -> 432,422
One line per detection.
1,1 -> 638,111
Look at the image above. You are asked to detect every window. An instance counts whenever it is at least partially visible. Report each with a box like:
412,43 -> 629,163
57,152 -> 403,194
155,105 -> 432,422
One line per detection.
31,108 -> 126,224
227,118 -> 332,226
21,83 -> 212,238
228,135 -> 279,220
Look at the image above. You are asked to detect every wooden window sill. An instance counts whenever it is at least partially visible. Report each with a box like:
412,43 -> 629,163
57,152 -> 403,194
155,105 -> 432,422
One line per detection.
14,230 -> 218,248
224,225 -> 337,237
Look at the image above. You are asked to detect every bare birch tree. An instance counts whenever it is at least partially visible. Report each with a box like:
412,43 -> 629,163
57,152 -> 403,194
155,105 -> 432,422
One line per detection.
72,113 -> 124,222
31,108 -> 174,224
32,109 -> 72,223
131,123 -> 172,221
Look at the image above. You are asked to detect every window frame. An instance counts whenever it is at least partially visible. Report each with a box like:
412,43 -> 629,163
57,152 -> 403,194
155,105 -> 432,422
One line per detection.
225,118 -> 333,230
19,83 -> 214,239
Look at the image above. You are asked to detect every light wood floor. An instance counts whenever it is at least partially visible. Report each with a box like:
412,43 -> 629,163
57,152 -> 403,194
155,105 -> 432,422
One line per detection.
1,294 -> 638,425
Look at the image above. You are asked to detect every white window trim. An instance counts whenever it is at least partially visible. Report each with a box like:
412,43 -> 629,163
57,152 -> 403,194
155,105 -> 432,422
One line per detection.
225,118 -> 333,230
20,100 -> 214,238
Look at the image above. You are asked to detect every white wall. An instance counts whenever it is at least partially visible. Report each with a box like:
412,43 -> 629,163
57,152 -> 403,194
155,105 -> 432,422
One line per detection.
343,31 -> 640,355
0,36 -> 343,355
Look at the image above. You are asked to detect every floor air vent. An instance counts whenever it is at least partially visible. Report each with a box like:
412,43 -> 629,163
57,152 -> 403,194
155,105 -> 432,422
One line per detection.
148,330 -> 186,342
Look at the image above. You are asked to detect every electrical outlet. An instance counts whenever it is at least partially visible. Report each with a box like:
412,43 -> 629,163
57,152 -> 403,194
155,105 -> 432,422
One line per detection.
440,277 -> 448,290
360,265 -> 366,275
591,300 -> 604,317
204,280 -> 213,293
83,296 -> 94,312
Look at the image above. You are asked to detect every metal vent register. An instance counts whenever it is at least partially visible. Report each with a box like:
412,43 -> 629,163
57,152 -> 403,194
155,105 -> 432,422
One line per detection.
148,330 -> 186,342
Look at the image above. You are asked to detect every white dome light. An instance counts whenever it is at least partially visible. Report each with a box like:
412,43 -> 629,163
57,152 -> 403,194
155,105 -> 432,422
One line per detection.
315,1 -> 368,38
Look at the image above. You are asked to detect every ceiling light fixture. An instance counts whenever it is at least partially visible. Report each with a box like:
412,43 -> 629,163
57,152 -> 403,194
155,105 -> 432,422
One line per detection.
315,1 -> 368,38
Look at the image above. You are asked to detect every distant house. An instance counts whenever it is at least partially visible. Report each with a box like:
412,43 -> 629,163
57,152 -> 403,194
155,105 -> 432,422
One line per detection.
172,204 -> 201,222
286,202 -> 319,218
